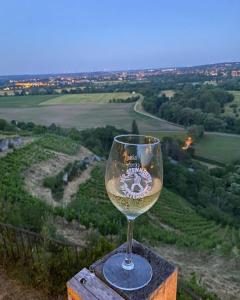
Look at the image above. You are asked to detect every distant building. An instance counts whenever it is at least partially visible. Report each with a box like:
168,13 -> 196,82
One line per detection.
231,70 -> 240,77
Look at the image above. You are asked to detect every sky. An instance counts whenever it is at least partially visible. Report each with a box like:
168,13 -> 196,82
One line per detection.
0,0 -> 240,75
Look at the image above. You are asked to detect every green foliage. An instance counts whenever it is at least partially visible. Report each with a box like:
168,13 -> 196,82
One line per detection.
109,95 -> 140,103
131,119 -> 139,134
0,228 -> 115,295
0,118 -> 7,130
142,85 -> 240,133
78,125 -> 128,157
188,125 -> 204,142
66,166 -> 240,255
43,160 -> 88,201
179,273 -> 220,300
37,134 -> 80,154
0,143 -> 54,231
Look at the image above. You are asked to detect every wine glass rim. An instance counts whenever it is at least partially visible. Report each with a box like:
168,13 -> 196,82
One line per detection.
114,134 -> 160,146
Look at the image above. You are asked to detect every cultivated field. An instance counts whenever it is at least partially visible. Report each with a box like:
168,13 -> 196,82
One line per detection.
0,102 -> 182,132
0,92 -> 138,108
222,91 -> 240,119
39,92 -> 139,105
0,95 -> 58,108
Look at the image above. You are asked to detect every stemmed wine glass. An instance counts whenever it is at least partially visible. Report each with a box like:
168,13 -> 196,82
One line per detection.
103,134 -> 163,290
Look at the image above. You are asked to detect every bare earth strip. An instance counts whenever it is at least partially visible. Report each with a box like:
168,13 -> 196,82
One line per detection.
24,146 -> 93,207
155,244 -> 240,300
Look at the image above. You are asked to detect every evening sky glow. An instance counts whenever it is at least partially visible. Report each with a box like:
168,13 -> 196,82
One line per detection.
0,0 -> 239,75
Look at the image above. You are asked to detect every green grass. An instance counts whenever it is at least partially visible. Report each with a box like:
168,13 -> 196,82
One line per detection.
0,95 -> 59,108
36,134 -> 80,155
194,133 -> 240,164
147,131 -> 240,165
40,92 -> 139,105
222,91 -> 240,119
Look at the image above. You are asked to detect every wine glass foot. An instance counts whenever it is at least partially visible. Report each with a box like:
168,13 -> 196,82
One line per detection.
103,253 -> 152,291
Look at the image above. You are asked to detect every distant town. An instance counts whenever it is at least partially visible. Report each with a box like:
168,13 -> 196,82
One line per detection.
1,62 -> 240,96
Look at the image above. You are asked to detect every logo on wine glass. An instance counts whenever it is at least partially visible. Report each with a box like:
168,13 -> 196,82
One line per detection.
120,167 -> 152,199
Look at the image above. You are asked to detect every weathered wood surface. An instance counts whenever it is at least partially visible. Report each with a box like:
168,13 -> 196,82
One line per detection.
67,240 -> 178,300
90,240 -> 178,300
67,268 -> 124,300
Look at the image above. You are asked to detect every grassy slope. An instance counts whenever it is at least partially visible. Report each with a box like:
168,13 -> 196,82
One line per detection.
39,92 -> 139,105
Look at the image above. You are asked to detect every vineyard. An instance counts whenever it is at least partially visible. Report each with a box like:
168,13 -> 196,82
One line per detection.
67,166 -> 240,257
37,134 -> 80,155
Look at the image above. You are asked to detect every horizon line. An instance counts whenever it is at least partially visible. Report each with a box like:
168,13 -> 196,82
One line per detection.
0,61 -> 240,78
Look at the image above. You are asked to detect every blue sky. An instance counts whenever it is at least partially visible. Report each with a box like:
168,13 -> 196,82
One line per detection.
0,0 -> 239,75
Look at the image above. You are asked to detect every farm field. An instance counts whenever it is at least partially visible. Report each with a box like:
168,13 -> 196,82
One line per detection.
0,95 -> 58,108
0,92 -> 139,108
0,102 -> 182,132
40,92 -> 139,105
222,91 -> 240,119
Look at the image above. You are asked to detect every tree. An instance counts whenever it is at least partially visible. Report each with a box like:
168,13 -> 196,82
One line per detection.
0,119 -> 7,130
188,125 -> 204,142
131,120 -> 139,134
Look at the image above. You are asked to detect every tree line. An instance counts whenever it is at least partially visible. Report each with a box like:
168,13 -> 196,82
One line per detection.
143,85 -> 240,133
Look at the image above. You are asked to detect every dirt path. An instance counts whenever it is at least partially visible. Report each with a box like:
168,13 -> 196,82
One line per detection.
24,146 -> 93,207
62,164 -> 95,205
155,244 -> 240,300
0,267 -> 64,300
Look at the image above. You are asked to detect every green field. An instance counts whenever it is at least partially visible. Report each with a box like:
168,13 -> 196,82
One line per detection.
0,92 -> 139,108
0,95 -> 58,108
147,131 -> 240,164
40,92 -> 139,105
222,91 -> 240,119
194,133 -> 240,164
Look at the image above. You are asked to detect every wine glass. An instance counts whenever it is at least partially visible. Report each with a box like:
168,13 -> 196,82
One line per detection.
103,134 -> 163,290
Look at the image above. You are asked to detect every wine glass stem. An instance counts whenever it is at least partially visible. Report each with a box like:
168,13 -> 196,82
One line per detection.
122,218 -> 134,270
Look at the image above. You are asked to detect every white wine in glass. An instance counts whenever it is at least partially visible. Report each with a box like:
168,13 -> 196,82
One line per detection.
103,134 -> 163,290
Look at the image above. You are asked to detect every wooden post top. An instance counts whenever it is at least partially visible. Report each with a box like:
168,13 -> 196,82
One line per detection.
67,240 -> 178,300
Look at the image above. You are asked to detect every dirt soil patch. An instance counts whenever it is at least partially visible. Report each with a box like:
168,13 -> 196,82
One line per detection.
24,145 -> 93,207
155,244 -> 240,300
